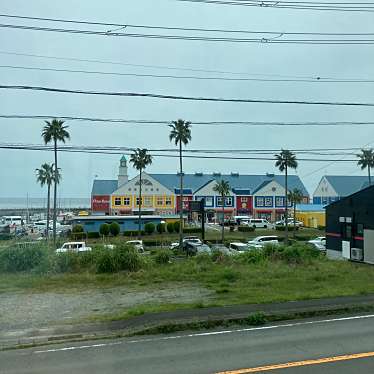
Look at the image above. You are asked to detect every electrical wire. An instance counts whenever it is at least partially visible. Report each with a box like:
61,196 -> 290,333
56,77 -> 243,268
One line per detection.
1,84 -> 374,106
1,64 -> 373,83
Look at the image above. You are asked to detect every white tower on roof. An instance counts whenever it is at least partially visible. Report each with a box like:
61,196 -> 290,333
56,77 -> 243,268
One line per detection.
118,155 -> 128,187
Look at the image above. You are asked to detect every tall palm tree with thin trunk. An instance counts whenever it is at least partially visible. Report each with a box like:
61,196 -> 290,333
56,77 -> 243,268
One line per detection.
36,163 -> 61,239
130,148 -> 153,239
357,148 -> 374,186
42,119 -> 70,245
275,149 -> 298,245
169,119 -> 192,251
288,188 -> 303,238
213,180 -> 231,243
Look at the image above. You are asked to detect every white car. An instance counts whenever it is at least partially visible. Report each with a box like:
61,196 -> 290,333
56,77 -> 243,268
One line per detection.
308,237 -> 326,251
241,219 -> 273,229
276,219 -> 303,227
56,242 -> 92,253
229,242 -> 250,253
125,240 -> 144,252
247,236 -> 279,249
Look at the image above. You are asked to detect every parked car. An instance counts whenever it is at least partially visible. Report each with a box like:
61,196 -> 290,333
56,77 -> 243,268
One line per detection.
308,237 -> 326,251
211,243 -> 239,255
170,236 -> 202,250
125,240 -> 144,252
229,242 -> 250,252
184,242 -> 211,256
275,219 -> 304,227
241,218 -> 273,229
247,236 -> 279,249
56,241 -> 92,253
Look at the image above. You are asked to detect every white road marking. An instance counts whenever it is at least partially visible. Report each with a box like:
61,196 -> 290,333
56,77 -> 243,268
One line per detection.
33,313 -> 374,355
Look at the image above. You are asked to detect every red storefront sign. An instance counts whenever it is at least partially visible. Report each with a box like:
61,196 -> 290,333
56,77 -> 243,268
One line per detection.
92,195 -> 110,212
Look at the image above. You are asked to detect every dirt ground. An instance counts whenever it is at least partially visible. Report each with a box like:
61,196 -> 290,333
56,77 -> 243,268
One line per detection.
0,284 -> 214,332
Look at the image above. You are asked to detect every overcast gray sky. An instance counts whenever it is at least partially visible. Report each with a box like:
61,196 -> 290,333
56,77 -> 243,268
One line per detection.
0,0 -> 373,198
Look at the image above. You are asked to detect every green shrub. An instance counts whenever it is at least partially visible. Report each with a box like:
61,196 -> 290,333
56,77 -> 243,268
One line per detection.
72,224 -> 84,233
96,250 -> 116,273
238,226 -> 255,232
167,222 -> 175,233
109,222 -> 121,236
144,222 -> 155,235
99,223 -> 110,237
246,312 -> 267,326
275,225 -> 298,231
53,251 -> 82,273
318,225 -> 326,231
154,249 -> 172,264
238,249 -> 265,264
142,239 -> 160,247
70,232 -> 86,240
113,245 -> 143,272
0,234 -> 12,240
173,221 -> 180,233
0,246 -> 47,272
156,223 -> 166,234
123,230 -> 145,237
87,232 -> 100,239
183,227 -> 202,234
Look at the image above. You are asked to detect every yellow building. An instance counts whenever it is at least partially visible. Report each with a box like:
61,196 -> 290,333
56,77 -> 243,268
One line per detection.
295,204 -> 326,228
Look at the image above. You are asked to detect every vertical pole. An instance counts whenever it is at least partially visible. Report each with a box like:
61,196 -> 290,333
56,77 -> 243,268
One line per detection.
201,198 -> 205,243
284,164 -> 289,245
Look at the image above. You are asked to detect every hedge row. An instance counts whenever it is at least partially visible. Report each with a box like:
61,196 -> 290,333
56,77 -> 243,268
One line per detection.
238,226 -> 255,232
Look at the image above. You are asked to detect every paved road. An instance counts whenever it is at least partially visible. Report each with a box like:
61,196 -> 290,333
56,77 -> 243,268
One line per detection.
1,314 -> 374,374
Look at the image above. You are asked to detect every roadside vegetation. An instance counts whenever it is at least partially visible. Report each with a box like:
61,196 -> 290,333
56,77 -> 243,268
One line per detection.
2,237 -> 374,323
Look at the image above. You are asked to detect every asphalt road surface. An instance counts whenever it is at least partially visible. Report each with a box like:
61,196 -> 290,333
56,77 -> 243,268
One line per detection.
1,314 -> 374,374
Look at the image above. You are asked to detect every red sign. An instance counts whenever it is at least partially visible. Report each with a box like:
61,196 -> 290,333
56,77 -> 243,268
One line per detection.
92,195 -> 110,212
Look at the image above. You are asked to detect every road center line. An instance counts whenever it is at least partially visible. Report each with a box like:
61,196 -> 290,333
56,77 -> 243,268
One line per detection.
33,313 -> 374,355
216,351 -> 374,373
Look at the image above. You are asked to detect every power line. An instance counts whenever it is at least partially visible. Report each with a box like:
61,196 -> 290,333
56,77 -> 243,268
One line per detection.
1,64 -> 373,83
176,0 -> 374,12
1,13 -> 374,36
2,84 -> 374,107
2,114 -> 374,127
0,143 -> 360,161
2,22 -> 374,44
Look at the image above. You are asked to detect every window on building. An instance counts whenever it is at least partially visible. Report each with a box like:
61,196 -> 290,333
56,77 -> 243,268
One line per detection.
265,197 -> 273,207
114,197 -> 121,206
143,196 -> 152,206
241,197 -> 248,203
205,197 -> 214,207
156,196 -> 163,206
226,197 -> 233,206
165,197 -> 172,206
136,197 -> 143,206
123,197 -> 130,206
275,197 -> 284,207
256,197 -> 264,207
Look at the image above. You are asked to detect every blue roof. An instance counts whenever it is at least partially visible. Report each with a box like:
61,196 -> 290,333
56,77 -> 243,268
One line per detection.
296,204 -> 326,212
174,188 -> 193,194
324,176 -> 369,197
232,188 -> 252,195
91,180 -> 118,195
150,173 -> 309,196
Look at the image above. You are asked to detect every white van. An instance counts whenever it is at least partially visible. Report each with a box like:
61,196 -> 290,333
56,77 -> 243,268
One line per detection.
1,216 -> 23,226
241,218 -> 273,229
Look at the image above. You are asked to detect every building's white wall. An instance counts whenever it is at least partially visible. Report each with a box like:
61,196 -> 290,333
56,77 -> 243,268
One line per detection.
313,177 -> 338,198
253,180 -> 285,197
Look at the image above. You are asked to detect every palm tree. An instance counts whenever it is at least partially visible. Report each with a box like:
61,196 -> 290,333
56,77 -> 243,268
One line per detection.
36,163 -> 61,239
288,188 -> 304,237
213,180 -> 231,243
357,148 -> 374,186
275,149 -> 298,245
169,119 -> 192,250
42,119 -> 70,245
130,148 -> 153,239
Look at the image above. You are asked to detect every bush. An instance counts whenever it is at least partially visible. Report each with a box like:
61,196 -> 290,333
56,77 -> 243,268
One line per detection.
144,222 -> 155,235
70,232 -> 86,240
72,224 -> 84,233
99,223 -> 110,237
156,223 -> 166,234
113,245 -> 143,272
53,251 -> 82,273
238,226 -> 255,232
173,221 -> 181,233
87,232 -> 100,239
238,249 -> 265,264
109,222 -> 121,237
123,230 -> 145,237
246,312 -> 267,326
318,225 -> 326,231
154,249 -> 172,264
275,225 -> 298,231
183,227 -> 202,234
0,246 -> 47,272
167,222 -> 175,233
96,250 -> 116,273
0,234 -> 12,240
142,239 -> 161,247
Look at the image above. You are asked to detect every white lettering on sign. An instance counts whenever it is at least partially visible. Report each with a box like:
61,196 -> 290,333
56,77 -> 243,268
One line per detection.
93,197 -> 109,204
